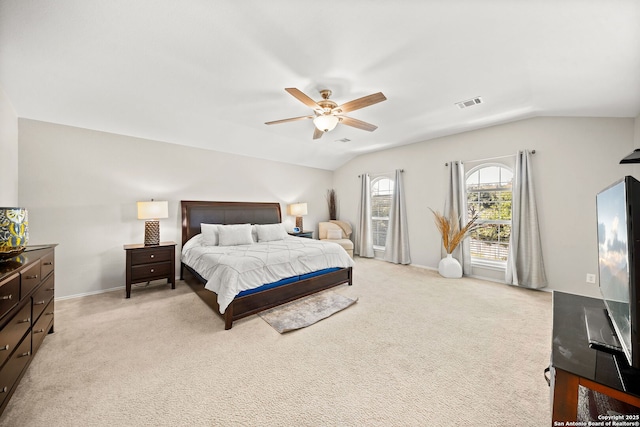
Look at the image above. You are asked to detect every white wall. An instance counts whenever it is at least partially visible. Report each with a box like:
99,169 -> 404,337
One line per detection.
0,86 -> 19,206
18,119 -> 333,298
333,116 -> 636,297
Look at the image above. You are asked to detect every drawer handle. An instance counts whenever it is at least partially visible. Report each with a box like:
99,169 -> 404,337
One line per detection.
34,300 -> 46,305
33,328 -> 45,334
26,274 -> 38,280
0,387 -> 7,393
0,294 -> 12,301
150,254 -> 155,258
18,351 -> 31,358
150,269 -> 155,273
18,317 -> 31,324
0,345 -> 9,351
43,261 -> 53,266
46,287 -> 55,291
45,311 -> 54,316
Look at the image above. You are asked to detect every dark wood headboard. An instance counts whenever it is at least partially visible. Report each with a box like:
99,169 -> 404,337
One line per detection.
180,201 -> 282,246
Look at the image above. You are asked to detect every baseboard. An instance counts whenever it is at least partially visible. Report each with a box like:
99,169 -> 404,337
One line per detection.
55,286 -> 124,301
55,276 -> 182,301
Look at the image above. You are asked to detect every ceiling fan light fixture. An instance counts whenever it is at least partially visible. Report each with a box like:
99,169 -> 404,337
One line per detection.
313,114 -> 339,132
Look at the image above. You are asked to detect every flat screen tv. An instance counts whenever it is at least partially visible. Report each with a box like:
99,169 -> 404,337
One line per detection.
596,176 -> 640,369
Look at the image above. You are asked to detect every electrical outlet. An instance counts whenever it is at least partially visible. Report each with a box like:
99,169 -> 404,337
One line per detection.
586,273 -> 596,284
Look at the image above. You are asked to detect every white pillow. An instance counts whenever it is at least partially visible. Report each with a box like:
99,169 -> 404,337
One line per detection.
200,223 -> 221,246
327,229 -> 343,240
255,223 -> 287,242
218,224 -> 254,246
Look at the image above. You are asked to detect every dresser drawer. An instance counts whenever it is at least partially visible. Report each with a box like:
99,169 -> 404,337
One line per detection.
0,303 -> 30,368
130,262 -> 171,282
0,334 -> 31,408
130,247 -> 172,266
32,300 -> 53,354
32,274 -> 54,322
20,261 -> 41,299
0,274 -> 19,320
41,251 -> 55,279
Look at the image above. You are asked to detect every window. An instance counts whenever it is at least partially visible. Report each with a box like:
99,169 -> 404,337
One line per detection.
371,177 -> 394,250
466,165 -> 513,264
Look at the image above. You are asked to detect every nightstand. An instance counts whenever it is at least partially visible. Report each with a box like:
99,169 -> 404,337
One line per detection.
123,241 -> 176,298
288,230 -> 314,239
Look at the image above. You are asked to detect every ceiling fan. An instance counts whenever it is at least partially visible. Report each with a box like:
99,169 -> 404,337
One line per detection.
265,88 -> 387,140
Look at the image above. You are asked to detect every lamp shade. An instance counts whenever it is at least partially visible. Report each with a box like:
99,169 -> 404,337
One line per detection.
313,115 -> 339,132
289,203 -> 308,216
137,201 -> 169,220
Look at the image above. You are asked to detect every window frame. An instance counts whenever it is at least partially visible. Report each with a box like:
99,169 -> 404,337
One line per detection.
370,174 -> 394,252
465,162 -> 513,268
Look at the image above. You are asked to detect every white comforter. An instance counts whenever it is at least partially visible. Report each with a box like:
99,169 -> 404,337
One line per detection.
182,235 -> 354,314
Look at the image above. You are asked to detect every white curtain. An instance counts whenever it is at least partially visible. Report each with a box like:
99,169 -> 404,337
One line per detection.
506,150 -> 548,288
444,161 -> 472,275
355,173 -> 374,258
384,169 -> 411,264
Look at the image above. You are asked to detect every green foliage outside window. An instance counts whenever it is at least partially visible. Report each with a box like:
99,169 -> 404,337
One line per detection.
466,165 -> 513,262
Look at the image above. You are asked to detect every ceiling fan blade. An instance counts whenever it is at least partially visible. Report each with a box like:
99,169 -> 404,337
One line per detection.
336,92 -> 387,113
265,115 -> 313,125
285,88 -> 323,112
338,116 -> 378,132
313,127 -> 324,140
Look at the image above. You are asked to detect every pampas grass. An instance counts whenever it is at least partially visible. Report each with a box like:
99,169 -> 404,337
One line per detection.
327,189 -> 337,220
430,209 -> 479,254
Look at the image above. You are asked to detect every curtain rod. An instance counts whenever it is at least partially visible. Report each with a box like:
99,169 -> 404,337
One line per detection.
358,169 -> 404,178
445,150 -> 535,166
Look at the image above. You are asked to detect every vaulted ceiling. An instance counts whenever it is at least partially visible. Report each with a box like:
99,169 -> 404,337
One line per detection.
1,1 -> 639,170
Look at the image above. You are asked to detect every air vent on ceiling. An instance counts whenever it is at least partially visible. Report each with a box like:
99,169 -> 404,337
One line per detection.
455,97 -> 483,109
335,138 -> 351,143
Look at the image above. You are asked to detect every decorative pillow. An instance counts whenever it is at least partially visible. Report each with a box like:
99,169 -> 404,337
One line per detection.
200,223 -> 221,246
218,224 -> 254,246
255,223 -> 287,242
327,229 -> 343,240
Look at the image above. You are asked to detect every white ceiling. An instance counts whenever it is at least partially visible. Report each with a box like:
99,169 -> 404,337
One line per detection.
1,1 -> 639,170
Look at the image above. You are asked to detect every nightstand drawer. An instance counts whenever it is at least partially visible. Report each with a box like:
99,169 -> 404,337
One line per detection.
130,248 -> 172,266
130,262 -> 172,282
0,274 -> 19,320
0,303 -> 31,368
20,261 -> 41,299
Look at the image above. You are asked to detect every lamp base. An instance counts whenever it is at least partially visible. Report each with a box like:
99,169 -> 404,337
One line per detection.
144,220 -> 160,246
295,216 -> 303,231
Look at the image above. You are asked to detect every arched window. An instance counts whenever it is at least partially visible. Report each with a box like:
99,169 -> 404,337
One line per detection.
466,164 -> 513,264
371,176 -> 394,250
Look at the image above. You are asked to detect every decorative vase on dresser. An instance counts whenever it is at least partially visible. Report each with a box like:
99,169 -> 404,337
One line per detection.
0,244 -> 57,416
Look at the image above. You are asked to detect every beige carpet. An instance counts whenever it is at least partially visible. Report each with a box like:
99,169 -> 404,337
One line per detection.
0,258 -> 552,427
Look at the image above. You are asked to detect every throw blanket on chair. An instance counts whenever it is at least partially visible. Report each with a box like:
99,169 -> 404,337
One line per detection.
330,220 -> 352,238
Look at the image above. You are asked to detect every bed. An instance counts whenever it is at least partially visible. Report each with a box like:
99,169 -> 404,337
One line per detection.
180,200 -> 354,329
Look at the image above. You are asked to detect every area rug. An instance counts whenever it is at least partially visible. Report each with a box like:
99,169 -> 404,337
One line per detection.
258,290 -> 358,333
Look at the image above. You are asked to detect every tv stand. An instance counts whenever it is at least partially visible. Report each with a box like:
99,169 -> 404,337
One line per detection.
550,292 -> 640,424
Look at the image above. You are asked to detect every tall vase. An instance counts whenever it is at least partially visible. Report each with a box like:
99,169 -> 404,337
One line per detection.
438,253 -> 462,278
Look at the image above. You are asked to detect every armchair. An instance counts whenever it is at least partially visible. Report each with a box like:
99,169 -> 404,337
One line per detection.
319,220 -> 354,258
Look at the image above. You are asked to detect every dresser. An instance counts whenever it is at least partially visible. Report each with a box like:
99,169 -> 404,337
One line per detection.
123,242 -> 176,298
0,245 -> 56,416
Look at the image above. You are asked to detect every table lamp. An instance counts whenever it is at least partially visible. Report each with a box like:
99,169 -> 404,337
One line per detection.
137,200 -> 168,246
288,202 -> 308,231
